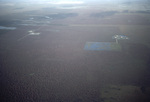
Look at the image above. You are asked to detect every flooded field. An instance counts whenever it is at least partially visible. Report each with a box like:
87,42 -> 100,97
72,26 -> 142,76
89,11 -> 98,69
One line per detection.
0,0 -> 150,102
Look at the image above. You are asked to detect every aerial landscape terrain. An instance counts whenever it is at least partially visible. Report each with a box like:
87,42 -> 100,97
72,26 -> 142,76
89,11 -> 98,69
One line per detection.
0,0 -> 150,102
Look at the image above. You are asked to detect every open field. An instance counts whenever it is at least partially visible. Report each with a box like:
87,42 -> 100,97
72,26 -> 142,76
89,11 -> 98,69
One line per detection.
0,1 -> 150,102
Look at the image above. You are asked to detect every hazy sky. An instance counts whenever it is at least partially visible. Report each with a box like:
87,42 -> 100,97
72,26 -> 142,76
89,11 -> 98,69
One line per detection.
25,0 -> 146,1
0,0 -> 148,4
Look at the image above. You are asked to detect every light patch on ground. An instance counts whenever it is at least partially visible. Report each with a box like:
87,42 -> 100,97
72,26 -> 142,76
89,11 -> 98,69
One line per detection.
17,30 -> 40,41
28,30 -> 40,35
0,26 -> 16,30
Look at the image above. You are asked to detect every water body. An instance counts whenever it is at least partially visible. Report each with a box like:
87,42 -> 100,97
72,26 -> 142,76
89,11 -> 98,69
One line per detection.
0,26 -> 16,30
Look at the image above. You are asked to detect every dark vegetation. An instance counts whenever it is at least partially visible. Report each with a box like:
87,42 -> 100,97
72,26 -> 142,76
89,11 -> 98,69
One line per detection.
0,21 -> 16,26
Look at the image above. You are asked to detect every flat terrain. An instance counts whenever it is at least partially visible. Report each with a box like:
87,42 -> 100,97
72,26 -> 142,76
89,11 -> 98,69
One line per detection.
0,1 -> 150,102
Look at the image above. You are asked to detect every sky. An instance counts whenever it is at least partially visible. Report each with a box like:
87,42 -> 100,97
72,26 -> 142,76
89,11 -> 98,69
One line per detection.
0,0 -> 148,2
0,0 -> 149,5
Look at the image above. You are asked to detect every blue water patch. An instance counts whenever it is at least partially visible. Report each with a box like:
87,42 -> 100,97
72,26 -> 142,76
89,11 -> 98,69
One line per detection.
0,26 -> 16,30
84,42 -> 121,51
